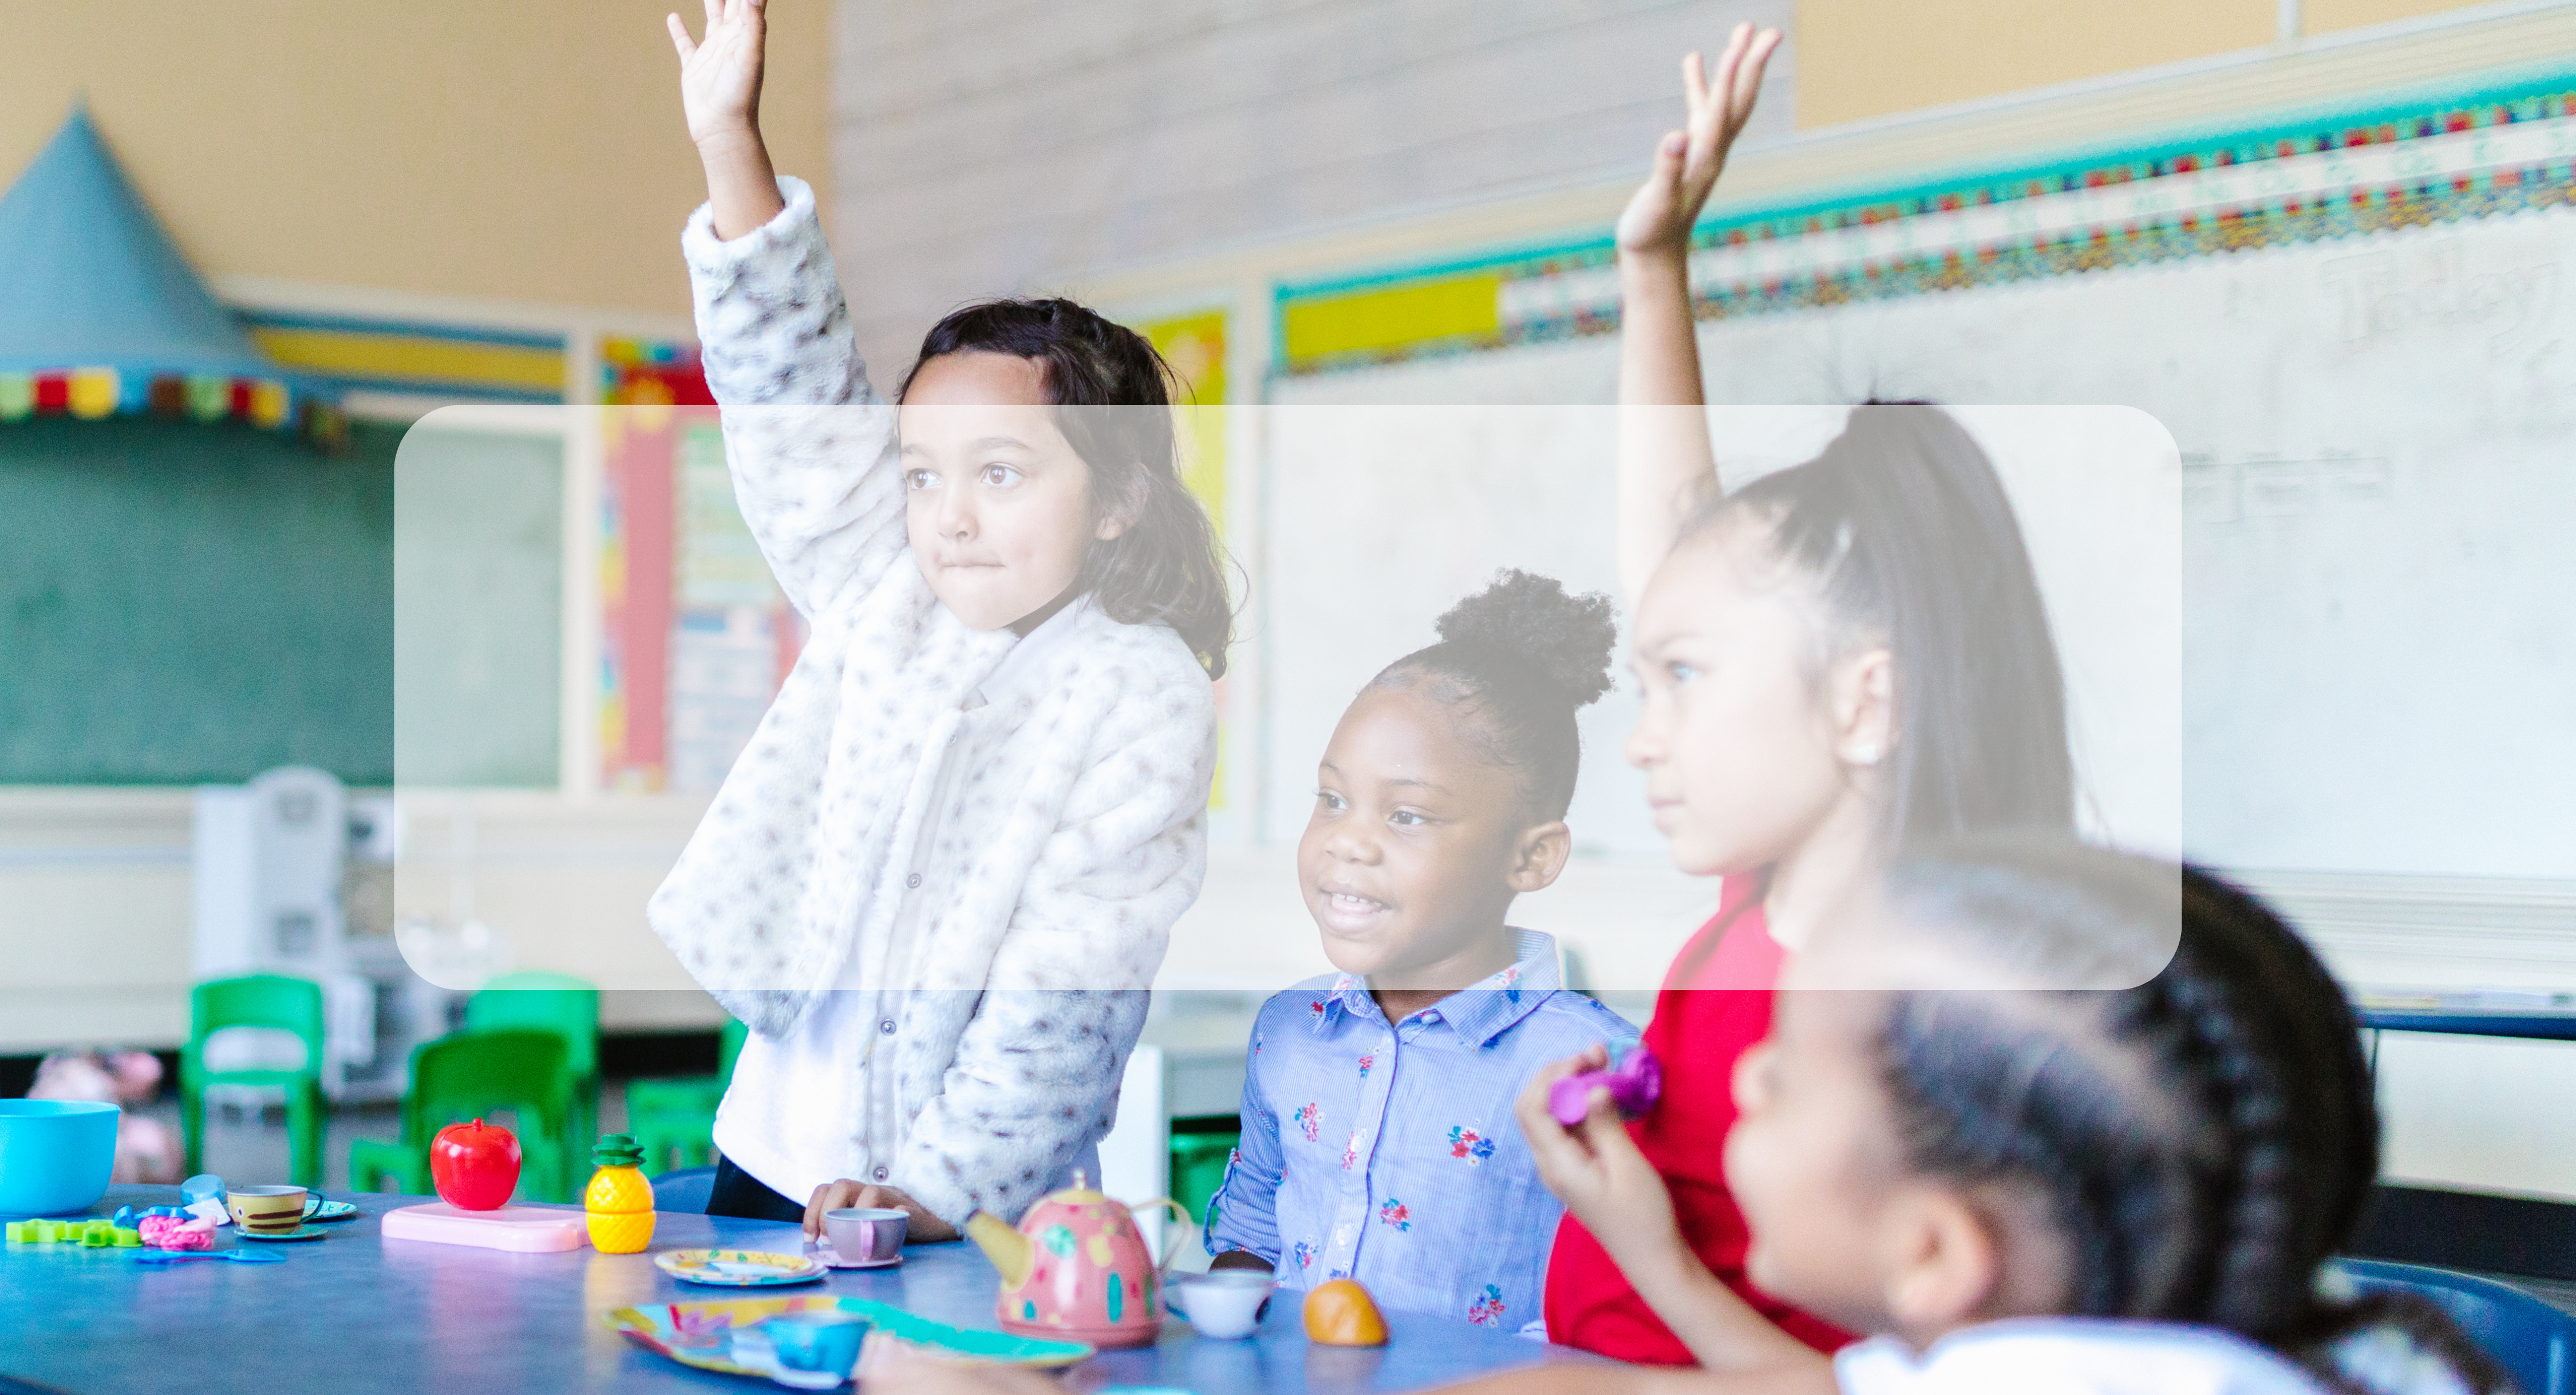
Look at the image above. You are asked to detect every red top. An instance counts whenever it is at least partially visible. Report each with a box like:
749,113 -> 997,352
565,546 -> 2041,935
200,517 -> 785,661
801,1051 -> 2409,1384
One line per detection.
1542,876 -> 1854,1364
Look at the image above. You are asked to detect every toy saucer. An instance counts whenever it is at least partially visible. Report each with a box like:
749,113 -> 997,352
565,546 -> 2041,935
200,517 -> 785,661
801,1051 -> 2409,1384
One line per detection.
807,1239 -> 899,1271
302,1199 -> 359,1223
655,1249 -> 827,1287
238,1225 -> 330,1243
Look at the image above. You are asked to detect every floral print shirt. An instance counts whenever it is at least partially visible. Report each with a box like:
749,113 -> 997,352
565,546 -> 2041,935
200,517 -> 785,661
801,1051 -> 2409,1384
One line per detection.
1204,930 -> 1637,1330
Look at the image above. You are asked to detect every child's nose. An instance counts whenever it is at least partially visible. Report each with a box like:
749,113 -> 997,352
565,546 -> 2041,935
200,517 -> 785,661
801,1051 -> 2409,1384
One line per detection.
935,489 -> 977,539
1624,720 -> 1662,769
1325,825 -> 1380,864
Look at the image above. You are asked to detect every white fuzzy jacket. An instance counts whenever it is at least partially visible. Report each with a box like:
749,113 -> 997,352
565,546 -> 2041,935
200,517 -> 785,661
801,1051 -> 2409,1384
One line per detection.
647,176 -> 1217,1225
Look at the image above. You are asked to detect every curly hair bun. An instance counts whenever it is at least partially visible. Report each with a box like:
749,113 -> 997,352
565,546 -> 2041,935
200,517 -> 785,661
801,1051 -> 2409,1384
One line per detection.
1432,569 -> 1618,708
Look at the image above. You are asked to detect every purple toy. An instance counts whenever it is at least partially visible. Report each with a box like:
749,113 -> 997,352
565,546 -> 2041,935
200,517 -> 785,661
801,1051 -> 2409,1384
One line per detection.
1548,1044 -> 1662,1127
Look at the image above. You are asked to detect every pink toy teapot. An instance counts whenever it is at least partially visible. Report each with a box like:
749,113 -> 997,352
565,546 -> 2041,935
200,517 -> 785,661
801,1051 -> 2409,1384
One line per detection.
963,1172 -> 1186,1348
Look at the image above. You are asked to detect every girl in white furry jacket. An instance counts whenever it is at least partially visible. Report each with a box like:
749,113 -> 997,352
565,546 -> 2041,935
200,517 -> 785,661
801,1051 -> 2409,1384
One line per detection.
655,0 -> 1228,1241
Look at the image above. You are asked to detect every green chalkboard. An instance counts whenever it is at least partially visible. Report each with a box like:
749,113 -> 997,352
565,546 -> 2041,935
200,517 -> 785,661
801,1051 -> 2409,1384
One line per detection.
393,425 -> 562,788
0,416 -> 564,787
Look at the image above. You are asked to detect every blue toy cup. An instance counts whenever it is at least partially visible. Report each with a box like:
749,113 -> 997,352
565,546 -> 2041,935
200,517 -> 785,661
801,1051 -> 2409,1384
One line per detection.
763,1311 -> 869,1377
0,1100 -> 121,1216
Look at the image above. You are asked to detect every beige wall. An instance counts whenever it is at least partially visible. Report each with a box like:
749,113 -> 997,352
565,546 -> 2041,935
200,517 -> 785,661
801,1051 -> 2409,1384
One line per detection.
1795,0 -> 2276,128
2303,0 -> 2497,32
0,1 -> 831,321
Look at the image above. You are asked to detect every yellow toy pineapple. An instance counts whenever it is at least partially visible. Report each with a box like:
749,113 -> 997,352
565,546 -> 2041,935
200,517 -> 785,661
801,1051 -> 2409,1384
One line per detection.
584,1133 -> 655,1254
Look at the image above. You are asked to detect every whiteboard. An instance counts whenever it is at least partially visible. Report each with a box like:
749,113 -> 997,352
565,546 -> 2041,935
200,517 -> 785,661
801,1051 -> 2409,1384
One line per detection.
1263,206 -> 2576,881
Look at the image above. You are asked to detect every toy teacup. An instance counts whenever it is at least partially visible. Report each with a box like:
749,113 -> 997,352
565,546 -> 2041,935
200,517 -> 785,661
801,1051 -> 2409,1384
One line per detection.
1166,1269 -> 1275,1339
226,1185 -> 308,1235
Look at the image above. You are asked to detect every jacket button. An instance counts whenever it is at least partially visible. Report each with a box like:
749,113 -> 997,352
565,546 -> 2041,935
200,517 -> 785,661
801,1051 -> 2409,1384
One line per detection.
872,1166 -> 889,1182
880,1019 -> 896,1034
906,873 -> 922,889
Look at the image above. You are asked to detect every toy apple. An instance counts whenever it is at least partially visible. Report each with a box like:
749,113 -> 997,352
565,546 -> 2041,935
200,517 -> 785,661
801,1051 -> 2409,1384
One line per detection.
430,1118 -> 521,1211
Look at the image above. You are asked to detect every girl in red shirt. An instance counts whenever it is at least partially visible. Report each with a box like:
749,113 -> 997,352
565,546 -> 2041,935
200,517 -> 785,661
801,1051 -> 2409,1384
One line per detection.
1520,21 -> 2080,1374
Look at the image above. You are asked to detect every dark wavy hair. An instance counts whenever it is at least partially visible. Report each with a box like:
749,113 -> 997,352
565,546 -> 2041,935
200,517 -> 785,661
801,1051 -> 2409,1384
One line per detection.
1369,569 -> 1619,824
898,298 -> 1236,678
1872,840 -> 2514,1395
1682,404 -> 2075,849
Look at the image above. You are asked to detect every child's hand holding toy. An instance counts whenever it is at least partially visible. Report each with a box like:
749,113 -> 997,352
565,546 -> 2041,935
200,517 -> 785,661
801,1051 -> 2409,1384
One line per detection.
1515,1044 -> 1687,1274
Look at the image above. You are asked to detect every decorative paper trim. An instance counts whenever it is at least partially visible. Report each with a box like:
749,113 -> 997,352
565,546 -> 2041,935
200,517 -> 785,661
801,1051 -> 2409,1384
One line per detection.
1276,71 -> 2576,377
0,366 -> 341,443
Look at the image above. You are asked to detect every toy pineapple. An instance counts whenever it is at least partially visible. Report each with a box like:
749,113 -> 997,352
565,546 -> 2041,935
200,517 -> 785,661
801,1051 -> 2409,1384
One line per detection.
583,1133 -> 655,1254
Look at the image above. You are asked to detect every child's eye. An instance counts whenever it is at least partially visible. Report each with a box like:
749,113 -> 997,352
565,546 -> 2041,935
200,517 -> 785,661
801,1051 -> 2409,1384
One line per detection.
1389,809 -> 1427,828
1668,661 -> 1701,684
979,463 -> 1021,487
905,468 -> 939,491
1315,790 -> 1345,811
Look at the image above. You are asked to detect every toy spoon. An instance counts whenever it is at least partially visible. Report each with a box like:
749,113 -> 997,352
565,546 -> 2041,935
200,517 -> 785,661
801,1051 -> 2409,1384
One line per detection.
132,1248 -> 285,1265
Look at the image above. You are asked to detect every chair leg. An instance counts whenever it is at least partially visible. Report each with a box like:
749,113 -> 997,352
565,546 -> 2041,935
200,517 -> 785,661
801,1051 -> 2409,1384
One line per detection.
290,1081 -> 325,1189
180,1080 -> 205,1178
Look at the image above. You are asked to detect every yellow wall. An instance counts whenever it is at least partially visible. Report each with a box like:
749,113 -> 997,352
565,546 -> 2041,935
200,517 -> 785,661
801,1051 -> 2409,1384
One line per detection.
0,1 -> 831,321
1795,0 -> 2276,128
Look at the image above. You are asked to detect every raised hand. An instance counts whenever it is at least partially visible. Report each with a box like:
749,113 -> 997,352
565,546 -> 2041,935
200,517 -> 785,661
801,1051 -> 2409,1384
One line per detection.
669,0 -> 767,149
669,0 -> 784,239
1615,21 -> 1781,258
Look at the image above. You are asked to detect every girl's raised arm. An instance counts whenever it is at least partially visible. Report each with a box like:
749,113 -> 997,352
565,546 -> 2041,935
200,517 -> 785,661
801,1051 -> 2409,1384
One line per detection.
1614,22 -> 1780,605
670,0 -> 787,239
670,0 -> 907,617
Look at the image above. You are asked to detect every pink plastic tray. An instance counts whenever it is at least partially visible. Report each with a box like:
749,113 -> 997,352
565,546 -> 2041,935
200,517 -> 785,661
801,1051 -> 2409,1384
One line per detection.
380,1202 -> 588,1252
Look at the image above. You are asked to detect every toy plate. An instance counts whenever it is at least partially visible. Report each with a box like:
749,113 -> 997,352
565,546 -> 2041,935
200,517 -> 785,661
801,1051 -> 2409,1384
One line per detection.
654,1249 -> 827,1287
606,1295 -> 1091,1384
301,1199 -> 359,1223
238,1225 -> 330,1242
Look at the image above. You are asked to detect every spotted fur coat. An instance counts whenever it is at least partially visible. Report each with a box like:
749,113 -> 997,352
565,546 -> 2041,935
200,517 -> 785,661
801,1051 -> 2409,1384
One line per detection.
647,176 -> 1216,1224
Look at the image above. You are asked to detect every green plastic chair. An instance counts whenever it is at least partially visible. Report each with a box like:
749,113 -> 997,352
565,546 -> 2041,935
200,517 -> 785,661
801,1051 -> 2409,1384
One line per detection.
181,974 -> 327,1187
464,971 -> 598,1172
349,1029 -> 574,1203
627,1018 -> 748,1175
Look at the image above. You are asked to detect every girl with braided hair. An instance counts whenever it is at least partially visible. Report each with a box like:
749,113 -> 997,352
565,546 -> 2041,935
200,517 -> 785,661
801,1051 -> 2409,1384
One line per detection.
1476,841 -> 2507,1395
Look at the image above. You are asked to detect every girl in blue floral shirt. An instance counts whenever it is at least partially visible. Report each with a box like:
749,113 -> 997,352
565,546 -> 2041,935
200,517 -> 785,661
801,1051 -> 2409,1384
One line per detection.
1203,571 -> 1639,1329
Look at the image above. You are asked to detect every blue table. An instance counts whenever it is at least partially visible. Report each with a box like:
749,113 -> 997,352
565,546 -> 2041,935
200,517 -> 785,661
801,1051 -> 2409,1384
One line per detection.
2,1187 -> 1595,1393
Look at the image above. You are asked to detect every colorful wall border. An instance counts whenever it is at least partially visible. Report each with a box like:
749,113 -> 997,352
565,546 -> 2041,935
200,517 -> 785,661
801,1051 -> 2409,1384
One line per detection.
244,310 -> 569,402
1275,64 -> 2576,378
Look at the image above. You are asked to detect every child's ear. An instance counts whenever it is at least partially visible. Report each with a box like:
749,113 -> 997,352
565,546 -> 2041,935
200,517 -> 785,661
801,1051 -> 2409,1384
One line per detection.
1506,820 -> 1574,895
1881,1188 -> 2002,1338
1832,646 -> 1897,769
1092,468 -> 1148,542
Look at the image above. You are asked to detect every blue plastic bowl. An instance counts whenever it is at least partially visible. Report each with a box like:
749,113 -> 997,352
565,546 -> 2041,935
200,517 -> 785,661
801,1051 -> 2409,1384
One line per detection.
0,1100 -> 121,1216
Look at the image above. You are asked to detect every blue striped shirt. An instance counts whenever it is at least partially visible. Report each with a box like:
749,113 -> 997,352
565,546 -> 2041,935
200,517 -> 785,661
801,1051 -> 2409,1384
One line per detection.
1203,930 -> 1637,1330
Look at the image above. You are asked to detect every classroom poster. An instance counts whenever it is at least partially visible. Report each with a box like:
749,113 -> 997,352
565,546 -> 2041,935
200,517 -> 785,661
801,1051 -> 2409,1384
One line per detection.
596,340 -> 801,794
1138,307 -> 1231,813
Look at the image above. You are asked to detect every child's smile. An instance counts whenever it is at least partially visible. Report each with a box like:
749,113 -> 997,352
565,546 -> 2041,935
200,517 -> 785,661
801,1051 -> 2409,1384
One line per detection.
1298,684 -> 1560,993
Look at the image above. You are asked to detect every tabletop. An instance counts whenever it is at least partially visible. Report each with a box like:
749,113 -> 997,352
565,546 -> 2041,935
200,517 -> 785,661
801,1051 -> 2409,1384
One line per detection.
2,1187 -> 1597,1395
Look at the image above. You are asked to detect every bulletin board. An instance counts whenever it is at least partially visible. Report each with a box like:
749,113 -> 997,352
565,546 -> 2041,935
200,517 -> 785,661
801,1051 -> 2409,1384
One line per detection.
1265,65 -> 2576,882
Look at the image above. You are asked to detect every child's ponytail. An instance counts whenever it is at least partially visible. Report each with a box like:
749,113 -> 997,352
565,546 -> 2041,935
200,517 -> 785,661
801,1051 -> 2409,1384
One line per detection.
1684,405 -> 2076,850
899,298 -> 1237,677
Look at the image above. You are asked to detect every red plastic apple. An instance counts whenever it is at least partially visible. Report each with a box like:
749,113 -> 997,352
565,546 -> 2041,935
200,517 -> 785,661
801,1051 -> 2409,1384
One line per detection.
430,1118 -> 521,1211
